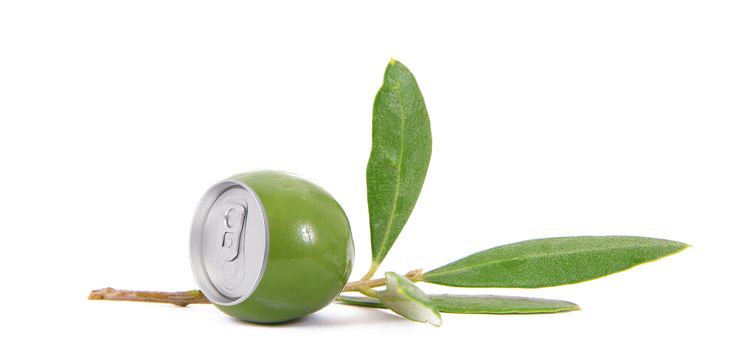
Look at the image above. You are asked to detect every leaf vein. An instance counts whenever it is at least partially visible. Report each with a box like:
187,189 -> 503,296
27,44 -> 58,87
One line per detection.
374,82 -> 407,263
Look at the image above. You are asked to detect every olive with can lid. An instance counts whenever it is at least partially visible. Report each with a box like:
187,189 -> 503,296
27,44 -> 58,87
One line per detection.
190,170 -> 354,323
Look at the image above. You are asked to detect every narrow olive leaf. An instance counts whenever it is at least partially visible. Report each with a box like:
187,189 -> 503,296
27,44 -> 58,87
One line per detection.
375,272 -> 442,326
338,294 -> 580,314
423,236 -> 689,288
366,59 -> 432,268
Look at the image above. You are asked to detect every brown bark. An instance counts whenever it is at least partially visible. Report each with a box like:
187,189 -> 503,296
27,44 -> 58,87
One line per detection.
88,287 -> 210,307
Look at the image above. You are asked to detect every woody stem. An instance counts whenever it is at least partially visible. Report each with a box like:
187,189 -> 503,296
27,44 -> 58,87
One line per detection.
88,269 -> 423,306
88,287 -> 210,306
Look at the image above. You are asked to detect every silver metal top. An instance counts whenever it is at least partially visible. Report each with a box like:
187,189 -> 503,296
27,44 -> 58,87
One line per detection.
190,180 -> 269,305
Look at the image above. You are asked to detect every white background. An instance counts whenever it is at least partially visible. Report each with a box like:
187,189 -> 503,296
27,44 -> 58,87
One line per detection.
1,1 -> 742,348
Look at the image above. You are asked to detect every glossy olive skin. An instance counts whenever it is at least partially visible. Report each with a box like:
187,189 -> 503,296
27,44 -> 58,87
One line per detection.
215,171 -> 354,323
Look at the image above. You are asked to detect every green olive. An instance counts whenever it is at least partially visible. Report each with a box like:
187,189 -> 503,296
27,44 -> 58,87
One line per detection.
190,171 -> 354,323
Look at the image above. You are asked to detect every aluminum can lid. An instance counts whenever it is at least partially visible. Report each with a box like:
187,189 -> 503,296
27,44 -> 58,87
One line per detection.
190,179 -> 269,305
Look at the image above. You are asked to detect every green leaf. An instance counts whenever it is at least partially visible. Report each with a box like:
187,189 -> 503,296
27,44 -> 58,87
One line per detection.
338,294 -> 580,314
375,272 -> 442,326
366,59 -> 432,267
423,236 -> 689,288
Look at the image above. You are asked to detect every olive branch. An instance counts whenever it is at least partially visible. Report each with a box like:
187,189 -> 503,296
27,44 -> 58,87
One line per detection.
89,59 -> 688,326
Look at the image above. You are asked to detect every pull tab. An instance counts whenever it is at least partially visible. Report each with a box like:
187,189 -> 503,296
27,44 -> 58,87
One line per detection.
220,205 -> 246,262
